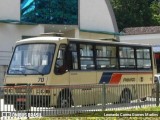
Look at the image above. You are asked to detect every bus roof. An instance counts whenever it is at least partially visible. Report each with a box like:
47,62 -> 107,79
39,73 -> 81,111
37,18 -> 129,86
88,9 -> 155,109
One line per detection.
16,36 -> 151,47
16,36 -> 66,45
68,38 -> 152,47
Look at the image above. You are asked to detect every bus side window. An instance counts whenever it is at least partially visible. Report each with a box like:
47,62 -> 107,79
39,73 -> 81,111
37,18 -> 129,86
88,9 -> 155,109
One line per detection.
80,44 -> 94,70
96,45 -> 117,69
72,52 -> 78,69
69,43 -> 78,70
119,47 -> 135,69
136,48 -> 151,69
55,44 -> 67,74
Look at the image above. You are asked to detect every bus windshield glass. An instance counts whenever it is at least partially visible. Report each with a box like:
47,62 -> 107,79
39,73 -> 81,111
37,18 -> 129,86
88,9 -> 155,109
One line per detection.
8,44 -> 55,75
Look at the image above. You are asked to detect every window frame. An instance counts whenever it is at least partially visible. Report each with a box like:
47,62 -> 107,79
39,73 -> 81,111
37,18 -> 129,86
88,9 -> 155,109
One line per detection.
54,44 -> 67,74
118,46 -> 136,69
68,41 -> 153,71
95,44 -> 117,70
136,47 -> 152,70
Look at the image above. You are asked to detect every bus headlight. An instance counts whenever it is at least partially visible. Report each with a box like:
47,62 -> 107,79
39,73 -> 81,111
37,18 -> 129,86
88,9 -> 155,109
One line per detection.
4,88 -> 14,93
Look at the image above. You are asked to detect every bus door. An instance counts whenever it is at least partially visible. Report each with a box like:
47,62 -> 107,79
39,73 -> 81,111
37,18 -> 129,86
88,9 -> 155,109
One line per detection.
54,44 -> 69,85
68,43 -> 96,84
68,43 -> 96,105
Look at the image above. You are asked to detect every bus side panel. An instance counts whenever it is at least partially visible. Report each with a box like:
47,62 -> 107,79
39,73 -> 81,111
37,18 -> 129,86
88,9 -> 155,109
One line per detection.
96,71 -> 153,103
49,72 -> 70,106
96,72 -> 139,103
96,71 -> 124,103
137,72 -> 153,84
97,72 -> 139,84
136,72 -> 153,99
70,71 -> 96,106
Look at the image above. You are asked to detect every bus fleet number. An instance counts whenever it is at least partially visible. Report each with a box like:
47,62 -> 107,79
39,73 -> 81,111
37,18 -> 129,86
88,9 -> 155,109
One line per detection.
38,78 -> 44,82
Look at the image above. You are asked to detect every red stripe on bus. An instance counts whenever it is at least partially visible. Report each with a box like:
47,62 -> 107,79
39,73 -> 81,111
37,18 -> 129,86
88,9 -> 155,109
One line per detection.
109,73 -> 122,84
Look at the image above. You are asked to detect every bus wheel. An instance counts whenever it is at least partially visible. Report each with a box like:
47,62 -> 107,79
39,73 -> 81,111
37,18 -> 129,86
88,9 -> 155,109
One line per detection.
57,91 -> 72,108
14,102 -> 26,111
120,89 -> 132,103
141,97 -> 147,101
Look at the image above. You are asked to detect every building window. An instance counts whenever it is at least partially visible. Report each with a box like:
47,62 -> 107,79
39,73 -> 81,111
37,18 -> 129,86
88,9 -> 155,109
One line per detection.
21,0 -> 78,25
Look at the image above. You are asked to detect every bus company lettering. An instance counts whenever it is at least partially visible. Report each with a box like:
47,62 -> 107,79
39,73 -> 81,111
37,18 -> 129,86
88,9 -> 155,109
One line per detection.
123,78 -> 135,82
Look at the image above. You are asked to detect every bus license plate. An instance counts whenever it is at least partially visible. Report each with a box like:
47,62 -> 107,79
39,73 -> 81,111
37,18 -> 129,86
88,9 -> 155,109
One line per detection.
16,98 -> 26,102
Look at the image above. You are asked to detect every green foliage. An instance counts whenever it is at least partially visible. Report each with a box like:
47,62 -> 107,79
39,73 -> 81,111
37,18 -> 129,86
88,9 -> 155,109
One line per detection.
21,0 -> 159,29
150,0 -> 160,25
110,0 -> 153,31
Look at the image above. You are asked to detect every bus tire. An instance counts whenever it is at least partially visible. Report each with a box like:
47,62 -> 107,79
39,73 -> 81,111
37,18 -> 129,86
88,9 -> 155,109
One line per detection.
120,89 -> 132,103
141,97 -> 147,101
57,90 -> 73,108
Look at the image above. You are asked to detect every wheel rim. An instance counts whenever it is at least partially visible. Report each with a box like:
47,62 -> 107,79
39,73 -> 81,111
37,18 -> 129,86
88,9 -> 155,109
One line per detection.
121,91 -> 131,103
60,96 -> 70,108
61,99 -> 69,108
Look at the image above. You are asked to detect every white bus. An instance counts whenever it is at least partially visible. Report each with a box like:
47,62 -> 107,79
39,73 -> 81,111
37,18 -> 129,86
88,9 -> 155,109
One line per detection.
4,36 -> 155,110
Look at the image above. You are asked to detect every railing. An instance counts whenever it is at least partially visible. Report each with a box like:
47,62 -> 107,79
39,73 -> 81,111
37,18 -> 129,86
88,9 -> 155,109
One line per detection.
0,83 -> 159,119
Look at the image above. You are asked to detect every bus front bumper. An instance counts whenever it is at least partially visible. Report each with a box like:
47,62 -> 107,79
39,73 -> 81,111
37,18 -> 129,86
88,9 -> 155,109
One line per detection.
4,94 -> 51,107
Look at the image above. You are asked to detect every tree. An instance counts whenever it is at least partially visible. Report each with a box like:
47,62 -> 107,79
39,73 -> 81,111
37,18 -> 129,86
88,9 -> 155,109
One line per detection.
150,0 -> 160,25
110,0 -> 153,31
148,0 -> 155,4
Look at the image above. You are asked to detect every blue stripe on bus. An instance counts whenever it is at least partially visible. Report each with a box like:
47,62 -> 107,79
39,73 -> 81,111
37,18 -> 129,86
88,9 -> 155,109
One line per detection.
99,72 -> 112,84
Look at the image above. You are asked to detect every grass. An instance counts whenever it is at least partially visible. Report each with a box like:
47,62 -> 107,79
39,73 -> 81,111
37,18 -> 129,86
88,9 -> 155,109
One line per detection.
30,107 -> 160,120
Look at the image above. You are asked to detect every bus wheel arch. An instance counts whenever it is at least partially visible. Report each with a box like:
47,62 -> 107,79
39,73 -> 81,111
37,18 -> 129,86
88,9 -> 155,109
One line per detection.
120,88 -> 132,103
141,97 -> 147,101
57,89 -> 73,108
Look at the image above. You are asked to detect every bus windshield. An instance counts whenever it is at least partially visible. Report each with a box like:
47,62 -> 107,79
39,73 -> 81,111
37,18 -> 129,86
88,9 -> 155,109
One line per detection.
8,44 -> 55,75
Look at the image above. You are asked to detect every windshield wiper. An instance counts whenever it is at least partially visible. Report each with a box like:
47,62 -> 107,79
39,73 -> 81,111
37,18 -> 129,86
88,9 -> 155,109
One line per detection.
23,66 -> 44,76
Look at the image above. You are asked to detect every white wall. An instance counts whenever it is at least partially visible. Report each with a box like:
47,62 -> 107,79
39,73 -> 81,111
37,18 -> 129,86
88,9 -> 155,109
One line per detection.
0,0 -> 20,20
0,23 -> 44,65
79,0 -> 118,33
0,65 -> 7,86
120,34 -> 160,45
